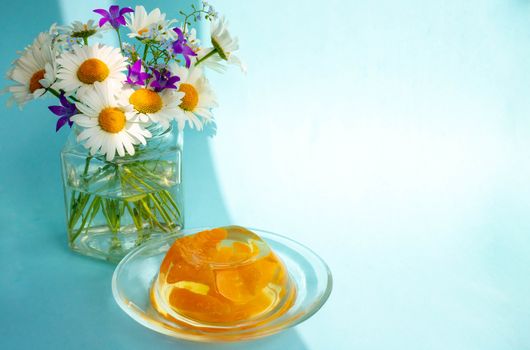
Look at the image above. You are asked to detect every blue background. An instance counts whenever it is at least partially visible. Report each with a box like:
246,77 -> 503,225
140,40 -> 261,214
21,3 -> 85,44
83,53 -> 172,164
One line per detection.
1,0 -> 530,349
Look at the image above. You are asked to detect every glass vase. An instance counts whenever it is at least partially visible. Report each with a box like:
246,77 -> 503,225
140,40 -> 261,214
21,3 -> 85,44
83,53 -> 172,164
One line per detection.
60,125 -> 184,263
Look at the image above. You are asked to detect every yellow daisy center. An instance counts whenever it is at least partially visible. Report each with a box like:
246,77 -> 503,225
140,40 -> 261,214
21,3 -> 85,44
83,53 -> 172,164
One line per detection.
129,88 -> 163,114
29,69 -> 46,93
138,27 -> 149,36
98,107 -> 126,133
178,83 -> 199,111
77,58 -> 110,84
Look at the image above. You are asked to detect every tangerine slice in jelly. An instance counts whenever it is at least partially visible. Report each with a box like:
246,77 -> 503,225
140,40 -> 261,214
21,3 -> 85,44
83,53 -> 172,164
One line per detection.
169,288 -> 231,323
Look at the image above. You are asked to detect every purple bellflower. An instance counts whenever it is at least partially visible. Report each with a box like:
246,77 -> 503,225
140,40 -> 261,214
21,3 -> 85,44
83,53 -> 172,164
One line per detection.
93,5 -> 134,29
48,92 -> 77,132
126,60 -> 151,86
171,28 -> 197,68
150,69 -> 180,92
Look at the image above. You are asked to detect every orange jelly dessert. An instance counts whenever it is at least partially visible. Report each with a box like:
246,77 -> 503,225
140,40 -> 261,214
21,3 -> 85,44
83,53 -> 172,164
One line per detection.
151,226 -> 295,326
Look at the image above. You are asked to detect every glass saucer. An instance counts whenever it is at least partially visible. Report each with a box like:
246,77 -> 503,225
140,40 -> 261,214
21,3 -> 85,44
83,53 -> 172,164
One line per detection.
112,227 -> 333,342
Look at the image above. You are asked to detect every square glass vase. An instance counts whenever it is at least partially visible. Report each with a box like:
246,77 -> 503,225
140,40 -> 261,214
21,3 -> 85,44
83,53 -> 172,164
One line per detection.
61,125 -> 184,263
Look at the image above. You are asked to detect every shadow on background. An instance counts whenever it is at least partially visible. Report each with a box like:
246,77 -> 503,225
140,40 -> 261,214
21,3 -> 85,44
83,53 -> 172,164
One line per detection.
0,0 -> 257,349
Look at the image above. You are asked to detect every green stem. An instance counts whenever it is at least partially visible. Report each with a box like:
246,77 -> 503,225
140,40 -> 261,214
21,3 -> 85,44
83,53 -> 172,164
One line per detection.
84,164 -> 115,189
124,165 -> 182,220
116,28 -> 123,52
148,193 -> 174,229
125,202 -> 142,230
46,87 -> 60,98
182,9 -> 210,34
70,197 -> 100,244
83,155 -> 93,179
68,193 -> 90,229
46,87 -> 79,104
195,48 -> 218,67
83,37 -> 88,46
120,174 -> 168,228
142,43 -> 150,62
122,167 -> 155,190
139,199 -> 167,231
102,198 -> 122,232
160,190 -> 182,218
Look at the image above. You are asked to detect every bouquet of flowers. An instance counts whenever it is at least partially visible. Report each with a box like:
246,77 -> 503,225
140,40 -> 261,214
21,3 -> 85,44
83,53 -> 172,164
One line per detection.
3,2 -> 243,261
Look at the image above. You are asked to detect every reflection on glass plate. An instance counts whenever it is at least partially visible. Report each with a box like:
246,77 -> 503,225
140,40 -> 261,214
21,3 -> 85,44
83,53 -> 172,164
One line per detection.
112,227 -> 332,342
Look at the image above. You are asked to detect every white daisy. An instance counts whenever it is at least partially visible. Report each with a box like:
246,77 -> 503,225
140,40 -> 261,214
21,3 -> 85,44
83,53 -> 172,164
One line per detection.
62,20 -> 103,40
126,6 -> 176,41
168,63 -> 218,131
207,16 -> 246,73
55,44 -> 127,96
186,28 -> 201,51
71,82 -> 151,161
5,32 -> 57,108
123,87 -> 184,130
